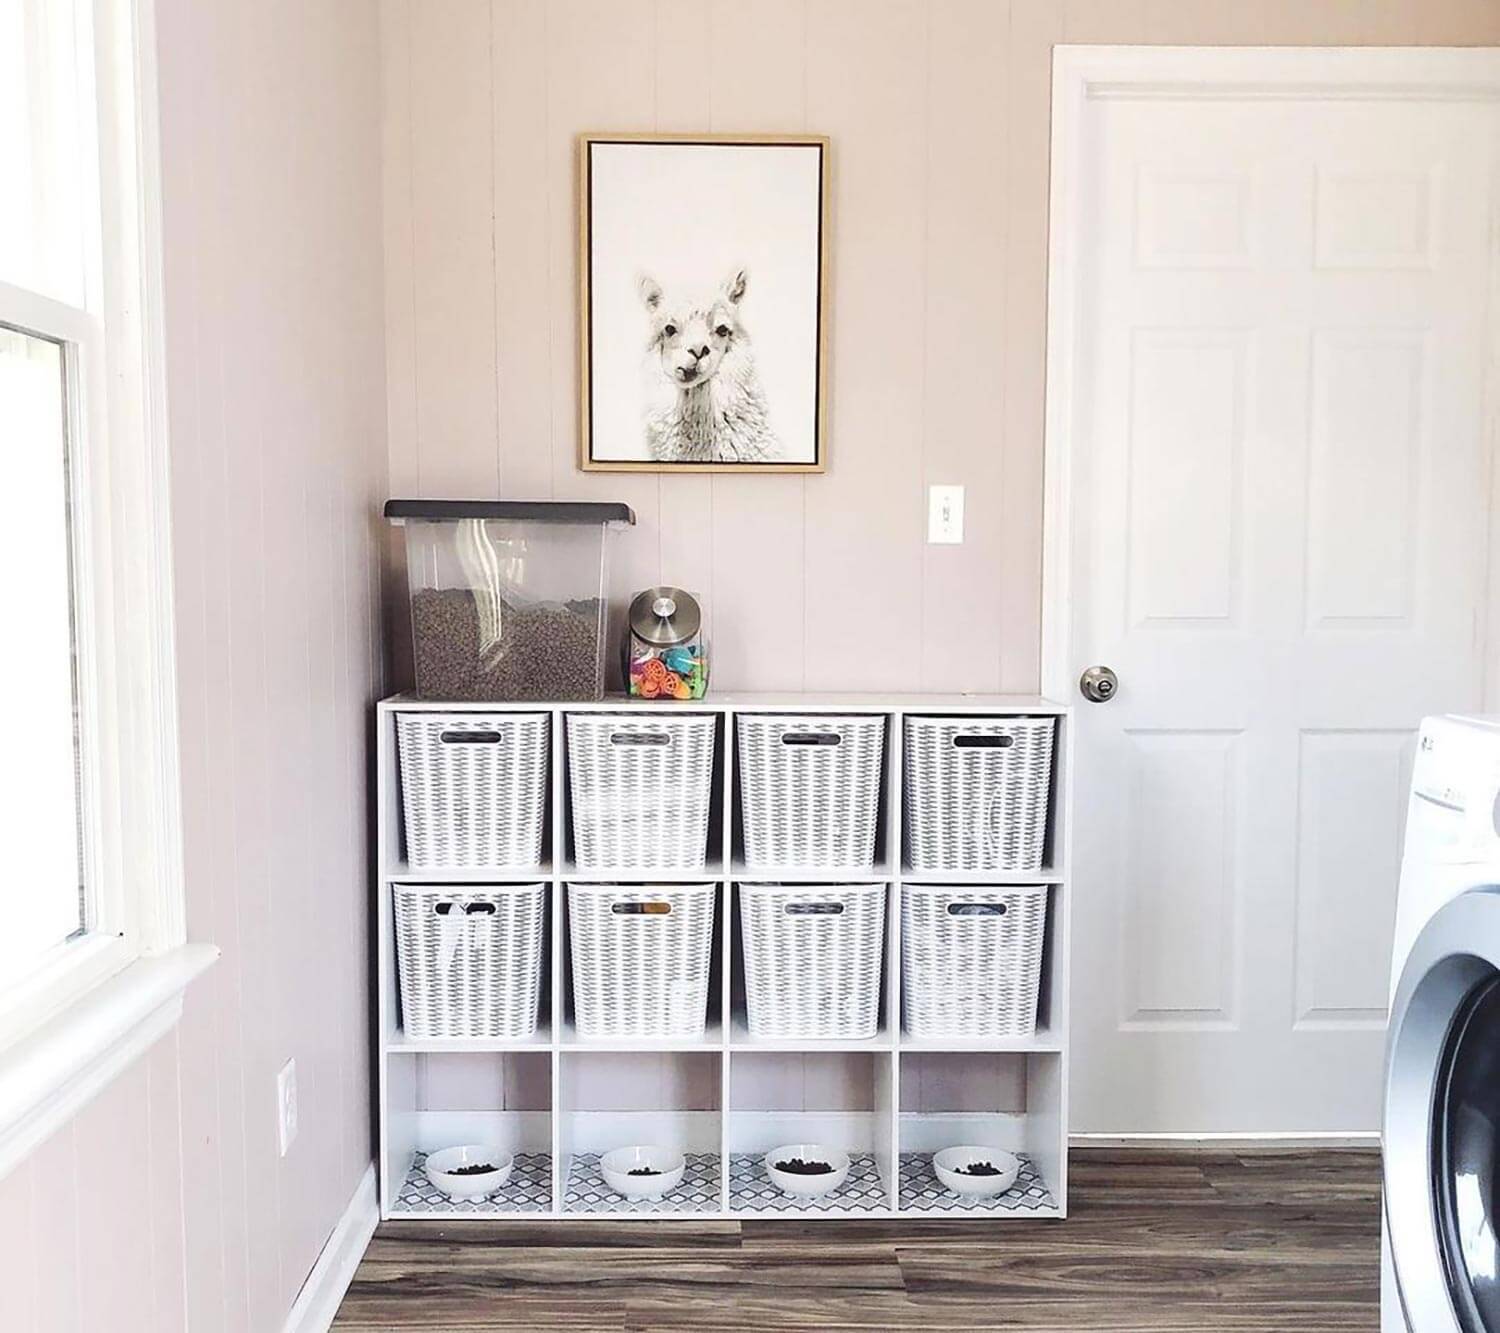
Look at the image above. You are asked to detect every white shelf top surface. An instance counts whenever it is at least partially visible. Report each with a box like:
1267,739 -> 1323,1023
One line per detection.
379,690 -> 1070,714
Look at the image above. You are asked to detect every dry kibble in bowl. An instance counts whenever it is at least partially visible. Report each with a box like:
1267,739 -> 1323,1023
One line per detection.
772,1157 -> 834,1175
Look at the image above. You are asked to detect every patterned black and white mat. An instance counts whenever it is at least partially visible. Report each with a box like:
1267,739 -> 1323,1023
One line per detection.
562,1152 -> 721,1214
393,1151 -> 553,1214
728,1152 -> 889,1213
897,1151 -> 1056,1213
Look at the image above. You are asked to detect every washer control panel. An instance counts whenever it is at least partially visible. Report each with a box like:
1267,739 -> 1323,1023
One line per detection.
1407,716 -> 1500,864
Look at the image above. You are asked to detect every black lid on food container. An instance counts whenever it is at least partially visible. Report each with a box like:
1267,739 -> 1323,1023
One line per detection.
384,499 -> 635,524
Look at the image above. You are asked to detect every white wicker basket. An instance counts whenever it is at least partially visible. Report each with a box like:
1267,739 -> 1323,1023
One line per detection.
903,716 -> 1055,873
567,883 -> 716,1039
397,712 -> 549,869
901,885 -> 1048,1038
738,883 -> 887,1039
567,714 -> 715,870
737,715 -> 886,870
393,883 -> 547,1039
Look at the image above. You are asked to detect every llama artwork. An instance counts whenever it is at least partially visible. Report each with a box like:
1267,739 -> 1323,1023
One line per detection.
581,136 -> 826,471
637,268 -> 780,464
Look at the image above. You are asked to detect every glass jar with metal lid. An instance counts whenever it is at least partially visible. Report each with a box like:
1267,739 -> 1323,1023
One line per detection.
625,586 -> 709,700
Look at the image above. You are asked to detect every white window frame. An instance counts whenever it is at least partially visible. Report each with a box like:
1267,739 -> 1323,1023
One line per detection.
0,0 -> 215,1177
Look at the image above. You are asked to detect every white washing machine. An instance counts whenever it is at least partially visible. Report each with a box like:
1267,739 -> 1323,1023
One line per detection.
1383,714 -> 1500,1331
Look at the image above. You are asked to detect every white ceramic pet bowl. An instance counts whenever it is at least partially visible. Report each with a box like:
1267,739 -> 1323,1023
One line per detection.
933,1146 -> 1019,1198
424,1145 -> 514,1201
764,1144 -> 850,1198
600,1146 -> 685,1200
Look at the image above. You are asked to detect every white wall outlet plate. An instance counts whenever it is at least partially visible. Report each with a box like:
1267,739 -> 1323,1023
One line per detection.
277,1058 -> 298,1157
928,484 -> 964,544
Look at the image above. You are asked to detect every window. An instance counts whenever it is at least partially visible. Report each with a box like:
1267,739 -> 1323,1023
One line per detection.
0,0 -> 196,1059
0,327 -> 87,980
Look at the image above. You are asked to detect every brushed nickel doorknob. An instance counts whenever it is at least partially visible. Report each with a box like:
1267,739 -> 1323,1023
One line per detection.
1080,665 -> 1119,703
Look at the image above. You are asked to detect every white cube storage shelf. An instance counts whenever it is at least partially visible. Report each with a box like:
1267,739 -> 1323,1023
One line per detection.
377,693 -> 1073,1221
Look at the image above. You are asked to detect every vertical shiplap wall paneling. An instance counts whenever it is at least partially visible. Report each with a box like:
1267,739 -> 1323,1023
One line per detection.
76,1060 -> 154,1329
411,1 -> 500,497
996,0 -> 1064,693
0,1149 -> 37,1329
1417,0 -> 1500,44
219,3 -> 283,1325
146,1037 -> 189,1333
26,1123 -> 81,1328
268,0 -> 319,1289
382,0 -> 418,500
492,0 -> 556,499
921,0 -> 1009,694
802,0 -> 928,692
380,0 -> 420,687
385,0 -> 1500,701
184,0 -> 255,1313
312,0 -> 375,1271
653,3 -> 716,636
1062,0 -> 1148,44
1353,0 -> 1416,42
339,0 -> 388,1184
153,0 -> 234,1326
1141,0 -> 1266,43
706,0 -> 811,690
0,0 -> 388,1328
327,2 -> 371,1252
175,0 -> 385,1323
544,1 -> 664,623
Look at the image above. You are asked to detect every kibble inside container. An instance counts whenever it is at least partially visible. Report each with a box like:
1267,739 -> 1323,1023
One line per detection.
386,499 -> 635,701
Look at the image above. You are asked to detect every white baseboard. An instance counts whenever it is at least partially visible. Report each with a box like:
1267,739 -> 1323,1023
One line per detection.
283,1163 -> 378,1333
1071,1131 -> 1381,1150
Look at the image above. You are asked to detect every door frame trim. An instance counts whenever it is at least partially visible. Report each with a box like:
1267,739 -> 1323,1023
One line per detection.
1039,44 -> 1500,709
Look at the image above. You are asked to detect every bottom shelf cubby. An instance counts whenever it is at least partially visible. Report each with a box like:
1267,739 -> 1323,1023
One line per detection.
394,1149 -> 554,1215
897,1050 -> 1064,1218
559,1051 -> 722,1215
384,1050 -> 554,1217
377,1046 -> 1067,1219
727,1051 -> 894,1213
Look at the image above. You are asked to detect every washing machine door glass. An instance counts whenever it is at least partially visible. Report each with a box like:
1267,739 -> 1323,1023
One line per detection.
1435,972 -> 1500,1332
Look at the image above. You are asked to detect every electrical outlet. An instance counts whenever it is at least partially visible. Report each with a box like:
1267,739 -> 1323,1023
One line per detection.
928,484 -> 964,544
277,1058 -> 298,1157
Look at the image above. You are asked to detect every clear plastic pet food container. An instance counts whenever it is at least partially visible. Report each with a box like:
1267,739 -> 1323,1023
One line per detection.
385,499 -> 635,701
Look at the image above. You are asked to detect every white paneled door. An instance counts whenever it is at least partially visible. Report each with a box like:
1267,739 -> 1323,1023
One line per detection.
1045,49 -> 1500,1133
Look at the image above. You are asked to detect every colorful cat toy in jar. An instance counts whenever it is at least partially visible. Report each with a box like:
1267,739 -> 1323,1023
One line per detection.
626,587 -> 708,700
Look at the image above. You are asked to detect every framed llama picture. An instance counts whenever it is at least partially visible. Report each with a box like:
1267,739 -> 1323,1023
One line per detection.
578,134 -> 829,473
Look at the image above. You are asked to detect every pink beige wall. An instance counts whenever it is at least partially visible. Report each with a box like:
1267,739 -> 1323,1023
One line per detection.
382,0 -> 1500,696
0,1 -> 387,1329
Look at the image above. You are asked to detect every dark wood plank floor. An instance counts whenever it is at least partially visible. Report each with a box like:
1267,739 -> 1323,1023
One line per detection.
333,1148 -> 1382,1331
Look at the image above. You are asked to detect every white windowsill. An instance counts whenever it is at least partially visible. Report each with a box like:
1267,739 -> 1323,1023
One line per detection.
0,942 -> 218,1178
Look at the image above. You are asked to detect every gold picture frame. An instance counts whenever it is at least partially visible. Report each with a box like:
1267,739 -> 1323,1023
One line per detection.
577,133 -> 830,474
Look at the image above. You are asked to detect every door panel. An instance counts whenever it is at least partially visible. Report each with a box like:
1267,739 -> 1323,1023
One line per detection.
1127,332 -> 1246,626
1121,730 -> 1242,1027
1060,86 -> 1495,1131
1306,332 -> 1424,628
1293,730 -> 1413,1027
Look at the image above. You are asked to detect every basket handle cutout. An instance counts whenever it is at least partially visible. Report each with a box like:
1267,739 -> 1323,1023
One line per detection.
784,901 -> 844,916
439,729 -> 504,745
432,900 -> 497,916
781,732 -> 841,747
946,902 -> 1007,917
953,734 -> 1014,749
610,732 -> 672,746
610,901 -> 673,915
